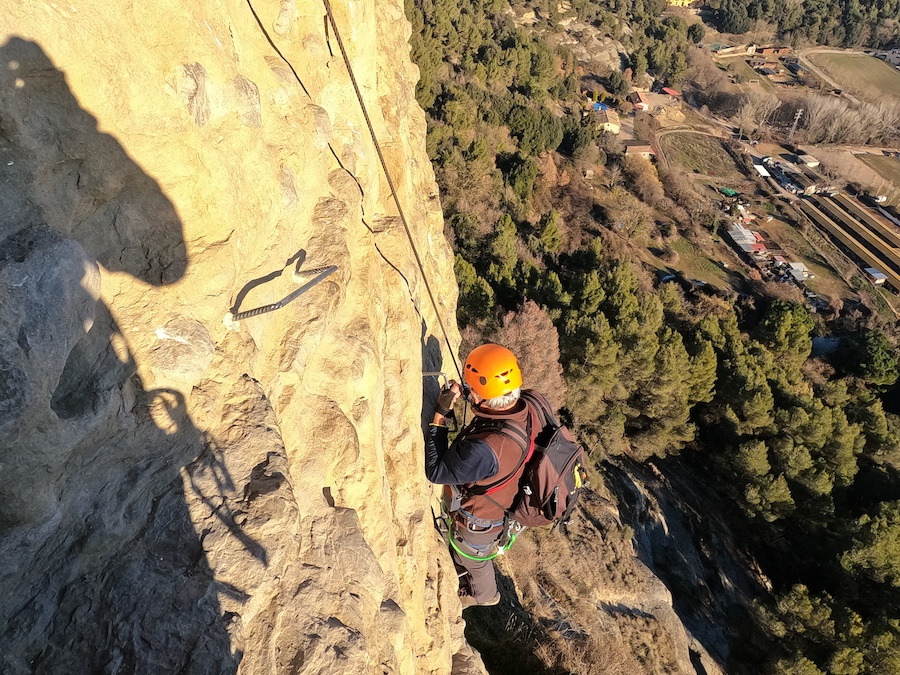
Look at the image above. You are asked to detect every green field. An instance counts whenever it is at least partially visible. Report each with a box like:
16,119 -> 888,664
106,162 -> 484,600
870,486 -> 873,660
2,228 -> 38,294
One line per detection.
807,52 -> 900,103
666,237 -> 734,287
733,59 -> 776,91
659,132 -> 744,180
858,154 -> 900,205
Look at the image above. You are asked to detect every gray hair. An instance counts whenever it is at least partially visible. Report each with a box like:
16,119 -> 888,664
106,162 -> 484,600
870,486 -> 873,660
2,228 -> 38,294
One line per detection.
481,388 -> 521,411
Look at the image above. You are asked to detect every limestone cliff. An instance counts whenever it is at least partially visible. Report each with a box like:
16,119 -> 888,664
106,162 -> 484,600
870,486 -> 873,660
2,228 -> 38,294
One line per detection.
0,1 -> 482,672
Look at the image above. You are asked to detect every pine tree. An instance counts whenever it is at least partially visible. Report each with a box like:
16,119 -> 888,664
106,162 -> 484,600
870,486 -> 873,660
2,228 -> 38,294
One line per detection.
566,312 -> 623,425
841,501 -> 900,586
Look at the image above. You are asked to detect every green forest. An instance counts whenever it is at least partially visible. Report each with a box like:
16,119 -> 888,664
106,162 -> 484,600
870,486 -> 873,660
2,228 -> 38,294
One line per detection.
710,0 -> 900,47
406,0 -> 900,671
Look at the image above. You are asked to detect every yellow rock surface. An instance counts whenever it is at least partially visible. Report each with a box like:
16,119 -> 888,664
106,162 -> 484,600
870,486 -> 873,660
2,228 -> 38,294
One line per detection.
0,1 -> 479,672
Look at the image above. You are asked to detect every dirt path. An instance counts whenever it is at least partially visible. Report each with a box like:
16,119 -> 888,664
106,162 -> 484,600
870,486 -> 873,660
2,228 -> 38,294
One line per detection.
797,48 -> 863,104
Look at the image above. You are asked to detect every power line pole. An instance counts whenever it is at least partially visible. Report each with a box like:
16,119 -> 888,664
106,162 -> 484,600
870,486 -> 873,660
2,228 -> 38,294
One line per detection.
788,108 -> 803,142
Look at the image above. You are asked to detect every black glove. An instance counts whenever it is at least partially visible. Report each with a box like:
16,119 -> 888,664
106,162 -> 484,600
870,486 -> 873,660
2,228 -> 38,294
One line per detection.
435,387 -> 458,416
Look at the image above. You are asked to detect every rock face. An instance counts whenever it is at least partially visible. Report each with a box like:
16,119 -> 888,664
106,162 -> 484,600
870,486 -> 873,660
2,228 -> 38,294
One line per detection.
0,1 -> 481,673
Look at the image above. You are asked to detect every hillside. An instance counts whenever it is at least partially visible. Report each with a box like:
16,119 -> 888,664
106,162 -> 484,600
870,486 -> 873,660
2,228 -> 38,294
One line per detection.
0,1 -> 718,672
5,0 -> 900,673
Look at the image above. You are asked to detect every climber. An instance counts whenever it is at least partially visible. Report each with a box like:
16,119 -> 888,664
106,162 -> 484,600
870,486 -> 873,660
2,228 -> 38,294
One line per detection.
425,343 -> 548,610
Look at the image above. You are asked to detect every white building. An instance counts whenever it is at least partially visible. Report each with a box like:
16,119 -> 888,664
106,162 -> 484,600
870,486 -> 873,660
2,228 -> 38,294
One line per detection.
788,261 -> 811,281
799,154 -> 820,168
876,50 -> 900,66
865,267 -> 888,285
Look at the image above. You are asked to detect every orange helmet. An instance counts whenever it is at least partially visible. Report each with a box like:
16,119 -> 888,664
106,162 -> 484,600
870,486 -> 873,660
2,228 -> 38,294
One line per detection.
464,344 -> 522,400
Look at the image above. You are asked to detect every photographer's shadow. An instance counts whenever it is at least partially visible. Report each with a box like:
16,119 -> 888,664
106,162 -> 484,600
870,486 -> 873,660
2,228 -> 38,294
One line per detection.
0,37 -> 245,673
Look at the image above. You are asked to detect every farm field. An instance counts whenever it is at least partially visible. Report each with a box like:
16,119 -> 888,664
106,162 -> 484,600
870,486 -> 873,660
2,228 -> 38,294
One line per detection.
857,154 -> 900,204
806,52 -> 900,103
717,55 -> 776,92
659,132 -> 744,180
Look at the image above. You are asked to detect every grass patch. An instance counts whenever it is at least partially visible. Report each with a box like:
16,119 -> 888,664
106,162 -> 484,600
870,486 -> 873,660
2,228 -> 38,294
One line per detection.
876,286 -> 900,316
660,132 -> 743,181
857,154 -> 900,205
731,58 -> 776,91
666,237 -> 734,287
645,237 -> 746,292
807,53 -> 900,104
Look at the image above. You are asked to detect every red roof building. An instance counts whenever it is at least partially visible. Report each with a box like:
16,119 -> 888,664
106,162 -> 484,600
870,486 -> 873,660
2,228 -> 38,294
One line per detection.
661,87 -> 681,97
756,46 -> 791,56
627,91 -> 650,110
623,141 -> 654,158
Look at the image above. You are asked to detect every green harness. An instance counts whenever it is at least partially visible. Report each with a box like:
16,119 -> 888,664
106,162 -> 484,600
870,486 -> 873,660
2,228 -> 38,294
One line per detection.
445,514 -> 521,561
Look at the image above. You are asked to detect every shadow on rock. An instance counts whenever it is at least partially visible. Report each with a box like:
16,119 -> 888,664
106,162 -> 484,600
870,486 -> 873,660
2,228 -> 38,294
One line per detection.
0,38 -> 244,673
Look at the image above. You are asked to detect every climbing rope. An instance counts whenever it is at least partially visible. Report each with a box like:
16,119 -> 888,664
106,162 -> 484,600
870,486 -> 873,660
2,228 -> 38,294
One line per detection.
243,0 -> 463,378
320,0 -> 462,380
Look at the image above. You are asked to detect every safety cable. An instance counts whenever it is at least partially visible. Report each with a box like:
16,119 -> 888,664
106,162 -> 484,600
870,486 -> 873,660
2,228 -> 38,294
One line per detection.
244,0 -> 311,97
320,0 -> 462,380
231,264 -> 338,321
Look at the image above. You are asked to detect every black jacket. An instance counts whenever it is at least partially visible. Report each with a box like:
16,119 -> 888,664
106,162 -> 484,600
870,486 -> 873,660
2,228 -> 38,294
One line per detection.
424,423 -> 498,486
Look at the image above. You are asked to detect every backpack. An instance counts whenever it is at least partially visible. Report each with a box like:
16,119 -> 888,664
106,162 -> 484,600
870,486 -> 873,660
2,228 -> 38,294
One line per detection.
457,391 -> 587,529
512,391 -> 588,528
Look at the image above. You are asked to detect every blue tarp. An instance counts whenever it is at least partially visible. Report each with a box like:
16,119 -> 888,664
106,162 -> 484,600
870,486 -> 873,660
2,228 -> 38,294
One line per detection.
592,102 -> 609,111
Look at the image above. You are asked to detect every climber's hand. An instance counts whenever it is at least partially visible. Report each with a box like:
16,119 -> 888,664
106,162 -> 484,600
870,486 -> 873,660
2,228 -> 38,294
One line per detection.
434,381 -> 462,417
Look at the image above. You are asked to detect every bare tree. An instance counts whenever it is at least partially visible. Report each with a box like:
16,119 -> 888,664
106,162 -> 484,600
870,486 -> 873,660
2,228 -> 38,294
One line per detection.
749,18 -> 777,46
686,47 -> 726,90
604,163 -> 623,189
736,91 -> 781,139
800,95 -> 900,146
493,301 -> 567,409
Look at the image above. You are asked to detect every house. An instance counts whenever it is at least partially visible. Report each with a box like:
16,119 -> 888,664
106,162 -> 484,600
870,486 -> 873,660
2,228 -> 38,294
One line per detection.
799,154 -> 820,168
623,141 -> 654,159
667,0 -> 693,5
758,67 -> 778,76
865,268 -> 888,285
756,46 -> 791,56
786,62 -> 806,75
627,91 -> 650,110
788,261 -> 811,281
728,224 -> 768,255
661,87 -> 682,97
748,59 -> 778,69
594,108 -> 621,134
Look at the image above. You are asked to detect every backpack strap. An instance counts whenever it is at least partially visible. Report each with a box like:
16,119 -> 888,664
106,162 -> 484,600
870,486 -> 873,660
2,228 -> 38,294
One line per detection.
520,390 -> 558,428
466,409 -> 535,496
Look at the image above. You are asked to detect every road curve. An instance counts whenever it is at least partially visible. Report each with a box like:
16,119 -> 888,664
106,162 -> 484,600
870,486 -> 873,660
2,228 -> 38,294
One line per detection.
797,48 -> 863,104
